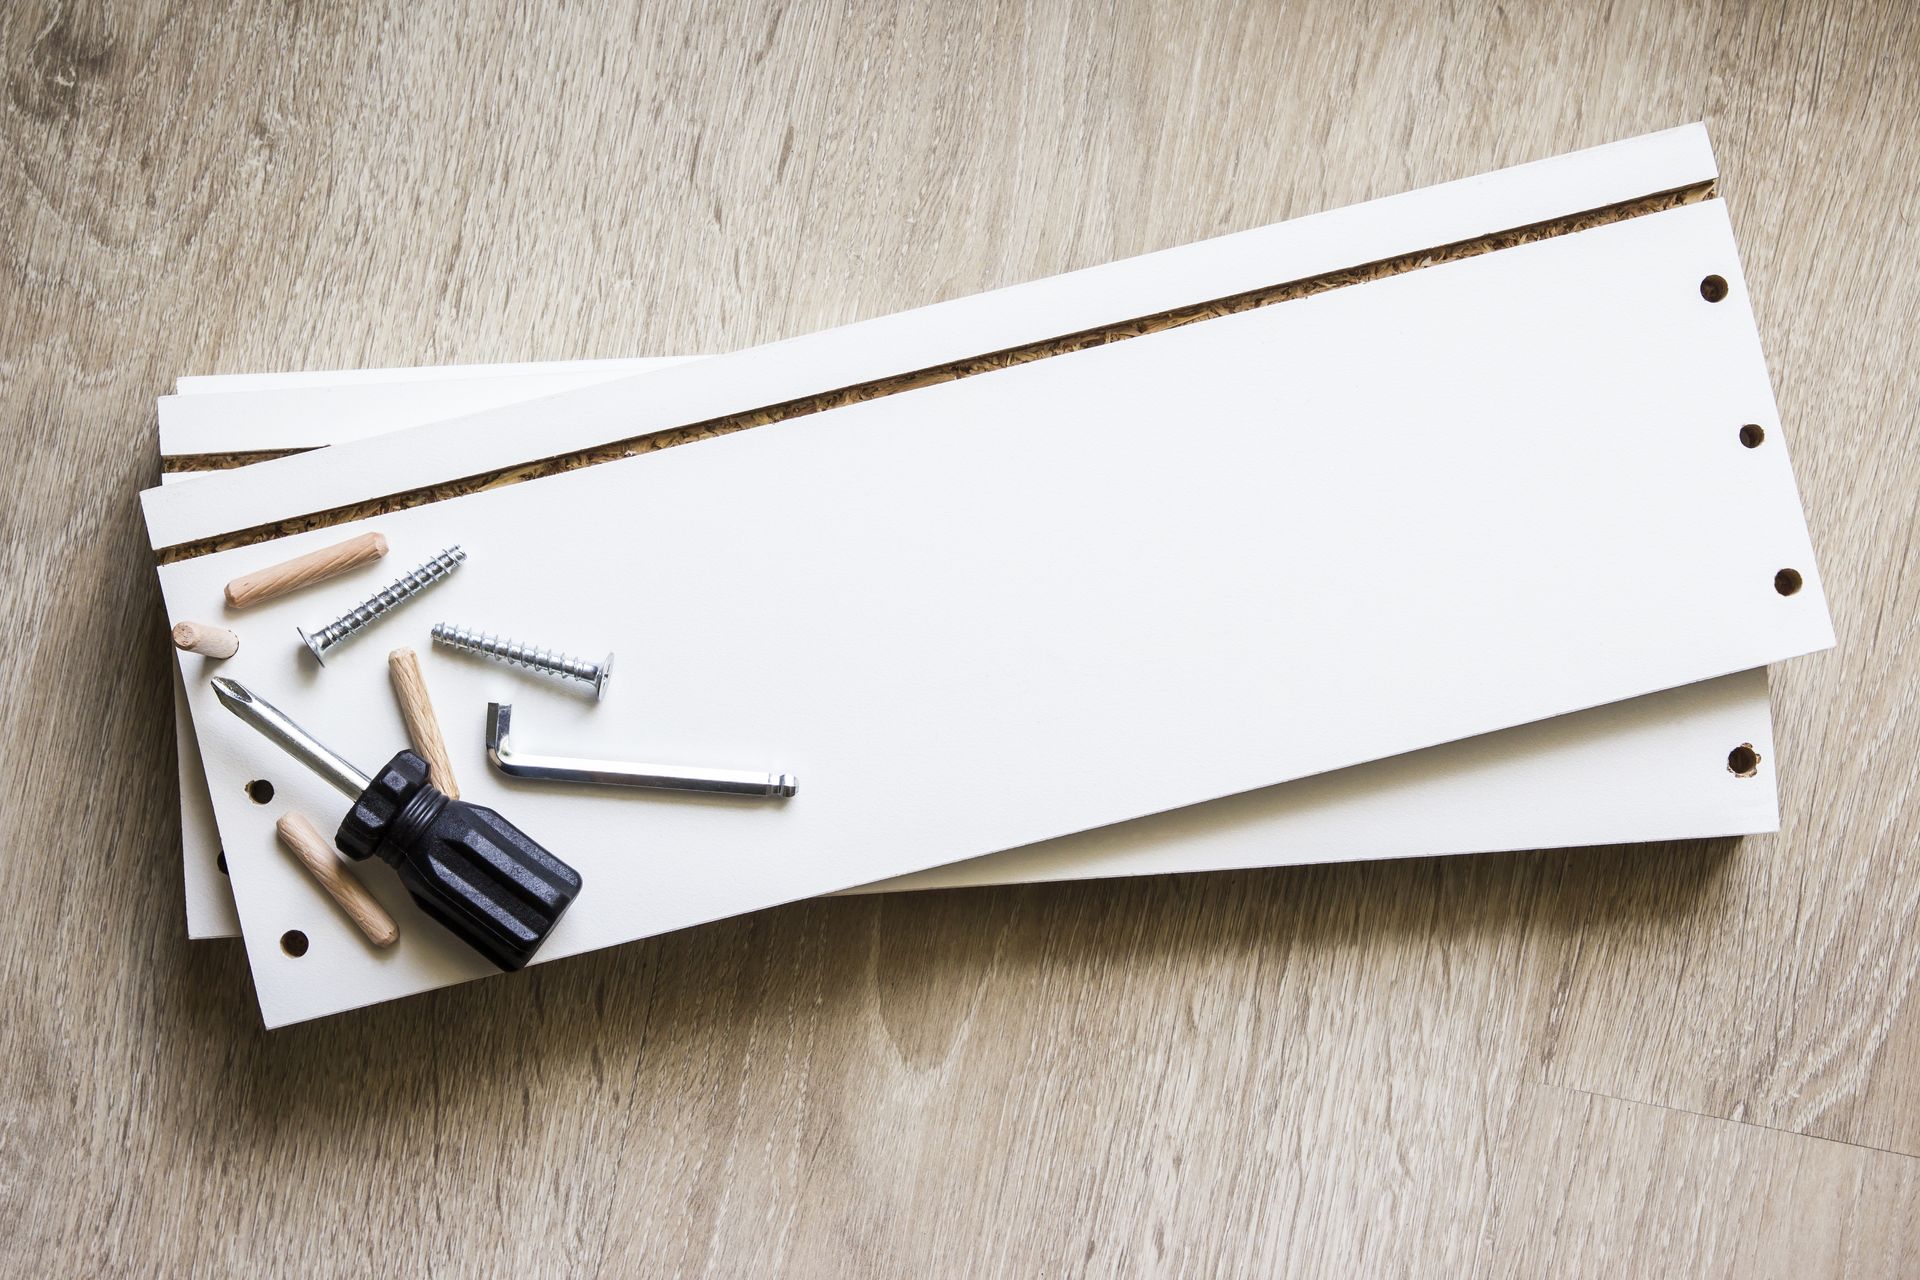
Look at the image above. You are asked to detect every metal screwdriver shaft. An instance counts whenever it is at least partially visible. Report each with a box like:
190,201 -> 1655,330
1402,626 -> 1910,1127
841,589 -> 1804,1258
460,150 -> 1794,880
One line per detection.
212,679 -> 370,797
210,676 -> 583,971
431,622 -> 613,699
298,546 -> 466,664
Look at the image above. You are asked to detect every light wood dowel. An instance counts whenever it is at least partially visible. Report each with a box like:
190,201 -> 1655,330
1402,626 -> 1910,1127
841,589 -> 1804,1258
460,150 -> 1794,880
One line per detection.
274,813 -> 400,949
170,620 -> 240,659
223,531 -> 388,609
388,646 -> 460,798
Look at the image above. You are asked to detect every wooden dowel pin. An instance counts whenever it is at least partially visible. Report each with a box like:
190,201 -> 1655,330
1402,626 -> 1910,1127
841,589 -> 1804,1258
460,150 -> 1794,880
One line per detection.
171,621 -> 240,659
275,813 -> 400,949
389,647 -> 459,798
224,531 -> 388,609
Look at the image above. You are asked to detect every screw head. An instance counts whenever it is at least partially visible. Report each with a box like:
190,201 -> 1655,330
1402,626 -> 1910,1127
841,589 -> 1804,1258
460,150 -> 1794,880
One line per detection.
593,653 -> 614,701
296,626 -> 328,665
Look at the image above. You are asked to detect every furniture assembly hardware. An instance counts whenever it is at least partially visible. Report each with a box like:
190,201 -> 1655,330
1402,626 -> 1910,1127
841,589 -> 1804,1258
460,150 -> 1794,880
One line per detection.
485,702 -> 797,798
434,622 -> 613,699
297,546 -> 465,664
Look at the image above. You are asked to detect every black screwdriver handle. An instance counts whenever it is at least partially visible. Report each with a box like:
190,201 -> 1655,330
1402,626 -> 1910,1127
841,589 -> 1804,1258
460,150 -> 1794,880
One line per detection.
334,750 -> 583,971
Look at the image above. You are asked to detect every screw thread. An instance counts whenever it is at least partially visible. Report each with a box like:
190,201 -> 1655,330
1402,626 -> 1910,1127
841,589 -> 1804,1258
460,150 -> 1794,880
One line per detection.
432,623 -> 607,691
309,547 -> 465,654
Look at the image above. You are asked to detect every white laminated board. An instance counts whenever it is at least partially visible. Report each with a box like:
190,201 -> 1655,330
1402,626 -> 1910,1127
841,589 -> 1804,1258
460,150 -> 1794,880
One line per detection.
144,125 -> 1729,550
149,196 -> 1831,1025
172,355 -> 684,393
161,125 -> 1743,940
162,367 -> 1779,939
160,356 -> 694,457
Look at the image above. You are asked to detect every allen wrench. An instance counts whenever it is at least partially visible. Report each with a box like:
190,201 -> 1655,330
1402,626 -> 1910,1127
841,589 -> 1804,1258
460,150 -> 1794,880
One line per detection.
484,703 -> 798,798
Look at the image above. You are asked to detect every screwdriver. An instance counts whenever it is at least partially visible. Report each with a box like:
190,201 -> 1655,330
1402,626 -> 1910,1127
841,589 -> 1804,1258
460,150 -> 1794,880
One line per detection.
212,677 -> 583,971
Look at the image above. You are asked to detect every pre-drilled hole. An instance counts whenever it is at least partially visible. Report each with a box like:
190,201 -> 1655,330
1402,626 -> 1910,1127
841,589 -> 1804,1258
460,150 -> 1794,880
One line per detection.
1739,424 -> 1765,448
280,929 -> 309,957
246,779 -> 275,804
1775,568 -> 1804,596
1727,744 -> 1761,777
1700,274 -> 1729,302
217,850 -> 228,876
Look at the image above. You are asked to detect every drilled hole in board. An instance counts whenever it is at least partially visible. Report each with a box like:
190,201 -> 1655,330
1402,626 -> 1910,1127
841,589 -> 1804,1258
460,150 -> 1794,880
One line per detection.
1775,568 -> 1804,596
1727,743 -> 1761,777
246,779 -> 275,804
1739,424 -> 1766,448
217,851 -> 228,876
280,930 -> 309,958
1700,274 -> 1729,303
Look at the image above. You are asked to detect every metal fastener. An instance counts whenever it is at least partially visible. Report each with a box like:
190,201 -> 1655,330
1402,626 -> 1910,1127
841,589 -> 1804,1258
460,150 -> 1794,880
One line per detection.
432,622 -> 613,700
297,546 -> 466,664
486,703 -> 796,797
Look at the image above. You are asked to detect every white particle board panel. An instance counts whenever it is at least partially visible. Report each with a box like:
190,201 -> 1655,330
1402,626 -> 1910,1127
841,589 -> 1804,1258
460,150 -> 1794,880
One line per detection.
170,661 -> 237,935
868,669 -> 1776,892
172,355 -> 675,394
158,357 -> 696,457
142,124 -> 1721,552
155,199 -> 1830,1024
156,124 -> 1731,943
162,369 -> 1779,939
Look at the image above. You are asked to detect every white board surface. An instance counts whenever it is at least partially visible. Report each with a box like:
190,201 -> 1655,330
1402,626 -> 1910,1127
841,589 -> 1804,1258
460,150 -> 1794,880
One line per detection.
162,370 -> 1779,939
144,125 -> 1723,552
160,357 -> 696,456
172,355 -> 679,393
155,199 -> 1830,1025
159,124 -> 1738,942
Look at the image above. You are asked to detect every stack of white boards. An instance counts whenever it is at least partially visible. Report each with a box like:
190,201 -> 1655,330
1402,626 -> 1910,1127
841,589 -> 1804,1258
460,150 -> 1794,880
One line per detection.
146,124 -> 1832,1028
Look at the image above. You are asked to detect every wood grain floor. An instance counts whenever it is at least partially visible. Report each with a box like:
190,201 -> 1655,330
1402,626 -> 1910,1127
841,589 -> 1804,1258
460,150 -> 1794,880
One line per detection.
3,1 -> 1917,1275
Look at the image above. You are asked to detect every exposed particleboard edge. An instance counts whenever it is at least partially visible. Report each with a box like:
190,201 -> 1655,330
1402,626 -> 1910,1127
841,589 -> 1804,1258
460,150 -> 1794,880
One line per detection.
154,181 -> 1713,559
162,448 -> 308,472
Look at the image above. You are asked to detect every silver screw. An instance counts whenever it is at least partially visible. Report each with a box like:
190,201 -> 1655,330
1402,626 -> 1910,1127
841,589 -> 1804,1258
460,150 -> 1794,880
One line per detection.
297,546 -> 466,664
432,622 -> 613,700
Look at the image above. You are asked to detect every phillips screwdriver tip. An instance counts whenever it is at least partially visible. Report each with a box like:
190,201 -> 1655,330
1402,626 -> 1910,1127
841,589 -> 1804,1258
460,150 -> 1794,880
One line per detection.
209,676 -> 371,798
210,676 -> 252,706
